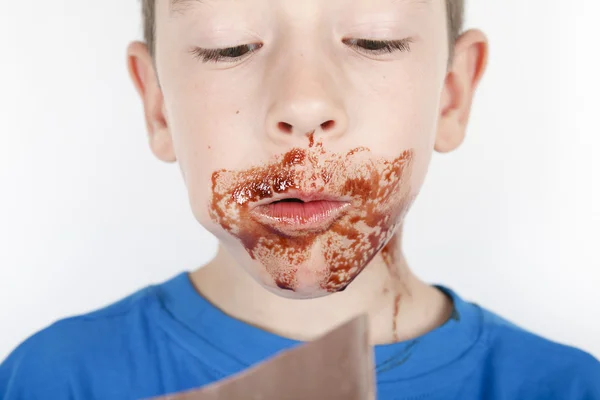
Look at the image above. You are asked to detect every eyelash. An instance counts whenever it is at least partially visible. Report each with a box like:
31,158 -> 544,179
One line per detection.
342,38 -> 413,55
190,43 -> 264,63
190,38 -> 412,63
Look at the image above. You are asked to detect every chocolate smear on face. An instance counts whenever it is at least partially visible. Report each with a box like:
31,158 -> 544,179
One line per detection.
306,131 -> 315,148
209,143 -> 415,293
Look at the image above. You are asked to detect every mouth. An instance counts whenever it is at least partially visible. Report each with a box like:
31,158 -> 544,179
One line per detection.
250,191 -> 351,235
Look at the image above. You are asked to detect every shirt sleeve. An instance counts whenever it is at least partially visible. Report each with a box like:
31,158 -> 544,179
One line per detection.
0,327 -> 76,400
545,350 -> 600,400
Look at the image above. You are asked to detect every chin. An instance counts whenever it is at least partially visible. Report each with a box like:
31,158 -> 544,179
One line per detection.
252,260 -> 356,300
260,280 -> 347,300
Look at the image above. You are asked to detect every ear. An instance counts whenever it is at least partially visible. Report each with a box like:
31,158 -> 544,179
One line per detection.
435,29 -> 489,153
126,41 -> 176,163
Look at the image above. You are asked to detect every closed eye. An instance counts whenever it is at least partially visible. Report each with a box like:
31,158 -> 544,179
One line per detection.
190,43 -> 263,63
342,38 -> 413,55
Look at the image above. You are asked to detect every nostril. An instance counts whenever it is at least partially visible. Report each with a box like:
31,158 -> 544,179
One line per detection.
321,120 -> 335,130
278,122 -> 293,134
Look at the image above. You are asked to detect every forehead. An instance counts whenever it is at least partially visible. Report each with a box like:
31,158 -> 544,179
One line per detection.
169,0 -> 203,14
166,0 -> 436,15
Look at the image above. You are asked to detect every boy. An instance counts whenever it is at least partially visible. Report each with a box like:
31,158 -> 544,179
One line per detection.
1,0 -> 599,399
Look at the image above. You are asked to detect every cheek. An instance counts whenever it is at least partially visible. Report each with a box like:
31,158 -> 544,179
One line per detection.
348,60 -> 443,153
349,77 -> 441,191
164,84 -> 259,227
164,64 -> 255,144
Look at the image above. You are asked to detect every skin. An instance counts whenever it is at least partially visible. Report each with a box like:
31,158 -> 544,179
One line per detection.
127,0 -> 488,344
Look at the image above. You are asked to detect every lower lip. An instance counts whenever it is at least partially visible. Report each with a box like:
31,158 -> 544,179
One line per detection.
251,200 -> 350,233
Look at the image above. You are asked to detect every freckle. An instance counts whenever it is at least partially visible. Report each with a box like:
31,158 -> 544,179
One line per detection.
208,146 -> 212,150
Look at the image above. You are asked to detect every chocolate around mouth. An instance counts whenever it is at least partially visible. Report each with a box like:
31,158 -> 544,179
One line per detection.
209,146 -> 415,293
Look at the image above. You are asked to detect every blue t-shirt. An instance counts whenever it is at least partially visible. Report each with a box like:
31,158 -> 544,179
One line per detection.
1,272 -> 599,400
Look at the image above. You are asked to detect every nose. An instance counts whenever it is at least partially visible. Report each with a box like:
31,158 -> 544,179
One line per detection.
265,58 -> 348,144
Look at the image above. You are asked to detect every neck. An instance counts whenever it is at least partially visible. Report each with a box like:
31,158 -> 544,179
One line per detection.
190,231 -> 452,344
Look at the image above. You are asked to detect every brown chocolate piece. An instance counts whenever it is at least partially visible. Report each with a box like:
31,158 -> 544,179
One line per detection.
150,315 -> 375,400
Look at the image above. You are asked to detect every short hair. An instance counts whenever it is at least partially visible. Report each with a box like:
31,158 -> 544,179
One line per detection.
141,0 -> 464,60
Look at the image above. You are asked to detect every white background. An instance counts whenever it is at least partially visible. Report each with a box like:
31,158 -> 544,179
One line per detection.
1,1 -> 599,361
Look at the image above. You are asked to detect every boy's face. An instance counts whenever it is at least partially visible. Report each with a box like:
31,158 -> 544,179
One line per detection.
129,0 -> 486,299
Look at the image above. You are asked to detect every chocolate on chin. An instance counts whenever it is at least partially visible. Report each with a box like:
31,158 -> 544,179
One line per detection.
149,315 -> 375,400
